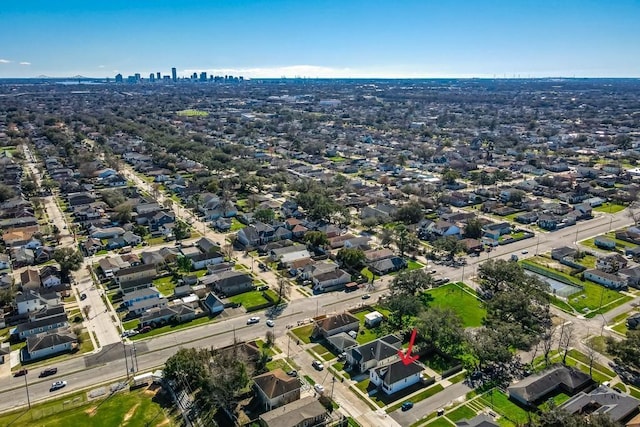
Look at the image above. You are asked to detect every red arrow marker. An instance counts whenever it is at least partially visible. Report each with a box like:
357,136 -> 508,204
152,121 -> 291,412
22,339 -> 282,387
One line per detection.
398,328 -> 419,365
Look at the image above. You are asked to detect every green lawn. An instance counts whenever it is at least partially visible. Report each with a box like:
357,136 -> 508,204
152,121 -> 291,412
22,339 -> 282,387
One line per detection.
407,259 -> 425,271
228,290 -> 272,310
593,203 -> 626,213
291,324 -> 314,344
130,316 -> 215,340
424,283 -> 486,327
479,390 -> 529,425
0,387 -> 177,427
386,384 -> 445,413
266,358 -> 295,372
360,267 -> 374,282
152,275 -> 176,296
230,218 -> 246,231
446,404 -> 477,422
427,417 -> 455,427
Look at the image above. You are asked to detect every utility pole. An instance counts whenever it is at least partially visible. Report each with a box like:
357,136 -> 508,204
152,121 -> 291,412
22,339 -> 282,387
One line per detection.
24,374 -> 31,409
123,341 -> 130,380
330,376 -> 336,401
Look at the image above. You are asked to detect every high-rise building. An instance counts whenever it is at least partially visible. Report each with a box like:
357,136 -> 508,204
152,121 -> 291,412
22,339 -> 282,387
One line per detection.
171,67 -> 177,82
200,72 -> 207,82
134,73 -> 141,82
115,73 -> 123,83
156,72 -> 161,80
149,73 -> 155,82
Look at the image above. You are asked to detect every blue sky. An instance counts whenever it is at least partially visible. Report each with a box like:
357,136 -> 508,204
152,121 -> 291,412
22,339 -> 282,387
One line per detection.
1,0 -> 639,78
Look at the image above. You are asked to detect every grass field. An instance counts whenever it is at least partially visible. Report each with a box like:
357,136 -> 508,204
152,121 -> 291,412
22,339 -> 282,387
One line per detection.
228,290 -> 273,311
424,283 -> 486,327
177,109 -> 209,117
230,218 -> 246,231
0,386 -> 177,427
291,324 -> 314,344
407,259 -> 425,271
152,275 -> 176,296
479,390 -> 529,425
593,203 -> 626,213
446,404 -> 477,422
130,315 -> 215,340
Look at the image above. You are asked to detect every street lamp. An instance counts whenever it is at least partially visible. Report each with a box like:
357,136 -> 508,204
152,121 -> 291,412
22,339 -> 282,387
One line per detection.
23,374 -> 31,409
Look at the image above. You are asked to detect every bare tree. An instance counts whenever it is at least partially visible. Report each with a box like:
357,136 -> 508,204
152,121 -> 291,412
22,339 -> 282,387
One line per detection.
585,342 -> 599,378
557,322 -> 575,364
222,243 -> 234,260
277,278 -> 291,303
541,324 -> 556,367
265,330 -> 275,347
82,305 -> 91,319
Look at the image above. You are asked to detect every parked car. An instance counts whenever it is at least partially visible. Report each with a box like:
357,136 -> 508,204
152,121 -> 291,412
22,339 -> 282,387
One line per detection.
39,368 -> 58,378
266,319 -> 275,327
521,250 -> 528,254
13,369 -> 28,377
247,316 -> 260,325
401,401 -> 414,411
361,294 -> 371,300
314,384 -> 325,394
286,370 -> 298,377
312,360 -> 324,371
256,285 -> 269,291
50,380 -> 67,392
139,326 -> 152,333
80,293 -> 87,301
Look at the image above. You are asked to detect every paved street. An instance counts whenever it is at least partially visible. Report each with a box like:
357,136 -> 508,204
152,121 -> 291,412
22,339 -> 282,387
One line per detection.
7,151 -> 639,425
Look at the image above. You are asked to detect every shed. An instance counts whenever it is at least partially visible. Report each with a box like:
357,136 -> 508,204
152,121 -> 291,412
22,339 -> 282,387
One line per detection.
364,311 -> 383,327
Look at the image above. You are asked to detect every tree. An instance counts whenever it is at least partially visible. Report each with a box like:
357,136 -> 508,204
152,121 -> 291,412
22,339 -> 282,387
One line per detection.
380,228 -> 394,247
113,203 -> 132,223
393,202 -> 423,224
394,224 -> 420,258
53,248 -> 84,277
0,184 -> 15,202
276,278 -> 290,303
432,236 -> 466,259
557,322 -> 574,364
336,248 -> 365,270
390,270 -> 433,296
177,256 -> 192,272
164,347 -> 209,388
464,217 -> 483,239
384,294 -> 423,330
442,168 -> 460,185
303,231 -> 329,248
82,305 -> 91,319
606,330 -> 640,372
254,208 -> 275,224
0,288 -> 15,306
174,220 -> 190,240
416,307 -> 466,357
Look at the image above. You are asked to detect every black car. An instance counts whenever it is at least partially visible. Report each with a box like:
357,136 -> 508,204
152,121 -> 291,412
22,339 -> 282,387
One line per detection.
39,367 -> 58,377
80,293 -> 87,301
286,370 -> 298,377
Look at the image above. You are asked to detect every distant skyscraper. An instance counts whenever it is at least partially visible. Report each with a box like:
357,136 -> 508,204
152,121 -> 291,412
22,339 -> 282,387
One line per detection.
149,73 -> 155,82
115,73 -> 123,83
171,67 -> 177,82
200,71 -> 207,82
134,73 -> 141,82
156,72 -> 161,80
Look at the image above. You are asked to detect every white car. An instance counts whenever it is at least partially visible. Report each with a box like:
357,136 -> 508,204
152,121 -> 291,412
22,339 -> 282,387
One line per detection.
521,250 -> 529,254
314,383 -> 325,394
247,316 -> 260,325
266,319 -> 275,327
50,380 -> 67,391
312,360 -> 324,371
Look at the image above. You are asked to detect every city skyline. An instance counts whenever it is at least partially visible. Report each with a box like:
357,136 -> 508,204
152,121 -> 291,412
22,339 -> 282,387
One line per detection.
1,0 -> 639,78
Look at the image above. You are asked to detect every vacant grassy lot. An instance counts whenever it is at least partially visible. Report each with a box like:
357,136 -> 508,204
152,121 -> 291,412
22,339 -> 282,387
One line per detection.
593,203 -> 626,213
228,290 -> 272,310
479,390 -> 529,425
425,283 -> 486,327
446,404 -> 477,422
407,259 -> 425,271
291,324 -> 314,344
230,218 -> 246,231
152,275 -> 175,296
130,315 -> 214,340
0,386 -> 177,427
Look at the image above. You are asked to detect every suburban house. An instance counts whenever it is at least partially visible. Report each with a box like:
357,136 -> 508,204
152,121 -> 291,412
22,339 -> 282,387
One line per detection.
259,396 -> 328,427
596,253 -> 628,273
195,237 -> 219,254
594,236 -> 616,250
98,256 -> 130,278
22,327 -> 77,361
312,312 -> 359,339
113,264 -> 157,285
208,270 -> 253,296
119,278 -> 154,294
269,245 -> 310,264
370,359 -> 425,395
508,366 -> 592,407
345,334 -> 402,373
369,256 -> 407,276
202,292 -> 225,315
122,287 -> 162,308
190,251 -> 224,270
40,265 -> 61,288
90,226 -> 125,239
236,222 -> 275,247
455,414 -> 500,427
312,269 -> 351,293
583,269 -> 628,290
15,306 -> 69,340
298,260 -> 341,280
139,304 -> 196,327
363,248 -> 395,265
20,268 -> 40,290
325,332 -> 358,354
127,294 -> 168,315
620,266 -> 640,289
16,290 -> 61,315
627,313 -> 640,330
253,368 -> 301,411
560,385 -> 640,424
